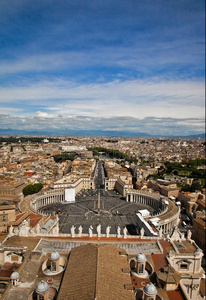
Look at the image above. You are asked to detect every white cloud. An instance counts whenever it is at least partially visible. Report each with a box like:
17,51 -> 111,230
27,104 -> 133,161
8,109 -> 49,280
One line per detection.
35,111 -> 55,118
0,113 -> 204,136
0,107 -> 23,113
0,78 -> 204,119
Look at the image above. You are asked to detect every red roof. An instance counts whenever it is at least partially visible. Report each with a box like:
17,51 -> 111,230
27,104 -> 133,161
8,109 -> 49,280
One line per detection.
23,171 -> 36,176
3,262 -> 20,270
167,289 -> 185,300
151,241 -> 172,272
130,273 -> 150,290
0,269 -> 13,277
29,214 -> 42,227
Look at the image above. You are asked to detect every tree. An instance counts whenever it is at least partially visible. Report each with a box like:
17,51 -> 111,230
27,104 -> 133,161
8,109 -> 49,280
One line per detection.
190,181 -> 202,193
23,183 -> 43,196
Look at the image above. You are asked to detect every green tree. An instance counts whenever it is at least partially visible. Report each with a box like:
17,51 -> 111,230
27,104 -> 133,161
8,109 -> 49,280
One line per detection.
190,181 -> 202,192
23,183 -> 43,196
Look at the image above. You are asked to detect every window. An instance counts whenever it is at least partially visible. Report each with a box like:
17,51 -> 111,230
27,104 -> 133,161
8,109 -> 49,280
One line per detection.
11,255 -> 19,262
139,264 -> 144,274
39,296 -> 44,300
180,263 -> 188,270
51,261 -> 56,272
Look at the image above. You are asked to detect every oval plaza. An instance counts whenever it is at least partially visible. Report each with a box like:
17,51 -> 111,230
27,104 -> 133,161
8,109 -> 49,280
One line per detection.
29,160 -> 180,237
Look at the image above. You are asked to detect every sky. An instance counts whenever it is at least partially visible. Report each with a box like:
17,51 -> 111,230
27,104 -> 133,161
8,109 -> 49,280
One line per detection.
0,0 -> 205,136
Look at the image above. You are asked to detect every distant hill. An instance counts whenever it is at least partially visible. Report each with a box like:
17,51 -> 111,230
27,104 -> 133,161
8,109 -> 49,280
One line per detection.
181,133 -> 205,139
0,128 -> 152,137
0,128 -> 204,139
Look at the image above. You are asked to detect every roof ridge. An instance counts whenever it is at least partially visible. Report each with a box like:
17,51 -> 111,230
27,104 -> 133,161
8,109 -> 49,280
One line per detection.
94,243 -> 99,300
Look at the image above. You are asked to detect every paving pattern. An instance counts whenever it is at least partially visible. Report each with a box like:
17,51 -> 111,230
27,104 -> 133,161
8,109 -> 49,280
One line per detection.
40,189 -> 156,235
27,162 -> 157,236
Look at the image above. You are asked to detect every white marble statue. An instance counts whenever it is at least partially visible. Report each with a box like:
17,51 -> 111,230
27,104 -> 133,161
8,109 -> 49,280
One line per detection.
29,227 -> 35,236
14,228 -> 19,236
89,225 -> 93,237
159,226 -> 163,238
36,223 -> 40,234
71,225 -> 76,237
179,231 -> 185,241
187,229 -> 192,240
140,227 -> 145,239
97,224 -> 101,237
19,220 -> 30,236
9,225 -> 14,236
22,220 -> 29,227
117,226 -> 121,238
123,227 -> 127,239
106,226 -> 111,237
78,225 -> 83,237
169,226 -> 185,242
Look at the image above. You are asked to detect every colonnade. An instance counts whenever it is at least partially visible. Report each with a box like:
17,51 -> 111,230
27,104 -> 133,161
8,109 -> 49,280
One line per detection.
126,190 -> 180,235
29,188 -> 180,236
158,208 -> 180,234
160,222 -> 174,234
126,192 -> 166,211
30,189 -> 65,212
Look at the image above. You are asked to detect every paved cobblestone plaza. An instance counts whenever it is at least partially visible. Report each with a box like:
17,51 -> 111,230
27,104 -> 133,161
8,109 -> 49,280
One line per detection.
40,189 -> 156,235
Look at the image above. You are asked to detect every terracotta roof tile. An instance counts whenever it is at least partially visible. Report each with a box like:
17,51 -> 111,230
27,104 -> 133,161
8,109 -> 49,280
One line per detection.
156,266 -> 180,284
58,244 -> 135,300
151,241 -> 173,272
167,289 -> 185,300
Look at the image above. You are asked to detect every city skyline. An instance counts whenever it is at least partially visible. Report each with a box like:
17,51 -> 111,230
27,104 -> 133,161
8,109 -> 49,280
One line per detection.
0,0 -> 205,136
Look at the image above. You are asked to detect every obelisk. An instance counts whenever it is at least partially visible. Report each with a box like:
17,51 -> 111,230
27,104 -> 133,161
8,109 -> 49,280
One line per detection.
97,189 -> 101,215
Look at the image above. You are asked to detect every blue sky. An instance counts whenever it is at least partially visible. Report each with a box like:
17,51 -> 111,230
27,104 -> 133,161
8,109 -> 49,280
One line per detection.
0,0 -> 205,136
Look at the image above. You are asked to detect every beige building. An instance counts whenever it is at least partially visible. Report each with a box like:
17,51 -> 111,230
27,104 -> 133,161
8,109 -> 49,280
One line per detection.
50,158 -> 96,194
167,240 -> 204,300
148,179 -> 180,198
193,214 -> 206,250
178,192 -> 205,212
0,205 -> 16,232
104,160 -> 133,196
0,231 -> 204,300
0,181 -> 26,196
